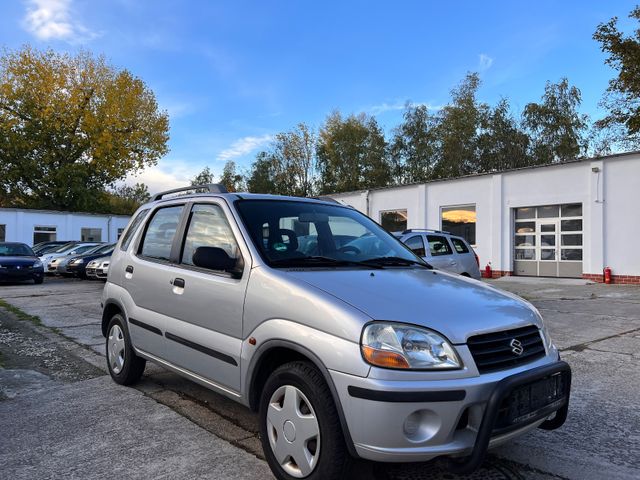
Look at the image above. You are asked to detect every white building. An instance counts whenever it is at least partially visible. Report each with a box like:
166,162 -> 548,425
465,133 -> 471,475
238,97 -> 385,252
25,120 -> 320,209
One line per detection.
329,151 -> 640,284
0,208 -> 131,246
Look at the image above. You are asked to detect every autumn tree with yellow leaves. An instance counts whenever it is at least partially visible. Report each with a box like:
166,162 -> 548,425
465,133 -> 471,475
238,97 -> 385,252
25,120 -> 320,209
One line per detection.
0,47 -> 169,212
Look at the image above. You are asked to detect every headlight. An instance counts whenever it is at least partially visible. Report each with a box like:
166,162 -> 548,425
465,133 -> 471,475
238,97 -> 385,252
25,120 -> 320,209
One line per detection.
71,259 -> 84,264
33,260 -> 43,268
361,322 -> 462,370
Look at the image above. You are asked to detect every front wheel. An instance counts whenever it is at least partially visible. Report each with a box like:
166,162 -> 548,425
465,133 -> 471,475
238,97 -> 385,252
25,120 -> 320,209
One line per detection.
106,314 -> 146,385
259,361 -> 351,480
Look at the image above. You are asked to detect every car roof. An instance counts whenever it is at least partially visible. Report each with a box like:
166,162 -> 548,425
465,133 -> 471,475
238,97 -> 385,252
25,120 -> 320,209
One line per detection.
146,191 -> 345,208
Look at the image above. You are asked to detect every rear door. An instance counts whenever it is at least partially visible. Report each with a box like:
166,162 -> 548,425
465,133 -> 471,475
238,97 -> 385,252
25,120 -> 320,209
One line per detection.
160,201 -> 250,392
123,203 -> 186,358
425,234 -> 458,273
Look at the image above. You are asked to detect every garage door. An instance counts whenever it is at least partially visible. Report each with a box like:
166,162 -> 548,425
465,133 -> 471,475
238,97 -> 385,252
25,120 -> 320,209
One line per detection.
513,203 -> 583,278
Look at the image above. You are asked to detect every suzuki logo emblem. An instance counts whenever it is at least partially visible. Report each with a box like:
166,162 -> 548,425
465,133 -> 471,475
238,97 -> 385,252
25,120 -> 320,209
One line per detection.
510,338 -> 524,356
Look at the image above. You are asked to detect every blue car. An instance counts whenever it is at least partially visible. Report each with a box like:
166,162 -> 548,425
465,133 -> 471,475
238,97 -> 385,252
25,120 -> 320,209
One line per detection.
0,242 -> 45,284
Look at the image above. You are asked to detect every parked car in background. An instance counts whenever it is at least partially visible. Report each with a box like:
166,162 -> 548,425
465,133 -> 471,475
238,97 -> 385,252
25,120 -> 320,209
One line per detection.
32,241 -> 74,256
102,185 -> 570,479
0,242 -> 44,284
85,257 -> 104,280
40,242 -> 102,273
397,229 -> 481,279
95,257 -> 110,280
64,244 -> 116,278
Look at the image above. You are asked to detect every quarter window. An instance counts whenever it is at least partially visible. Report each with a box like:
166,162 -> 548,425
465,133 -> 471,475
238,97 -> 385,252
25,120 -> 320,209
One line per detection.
181,204 -> 241,269
404,235 -> 426,257
450,237 -> 469,254
427,235 -> 453,256
120,209 -> 149,251
139,206 -> 183,261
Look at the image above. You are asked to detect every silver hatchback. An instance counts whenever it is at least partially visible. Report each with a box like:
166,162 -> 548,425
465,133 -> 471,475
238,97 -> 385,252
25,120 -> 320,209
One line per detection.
102,184 -> 571,480
397,229 -> 481,279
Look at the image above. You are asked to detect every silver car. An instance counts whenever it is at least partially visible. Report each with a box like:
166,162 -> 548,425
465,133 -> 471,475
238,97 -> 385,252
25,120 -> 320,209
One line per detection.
397,229 -> 481,279
102,184 -> 571,479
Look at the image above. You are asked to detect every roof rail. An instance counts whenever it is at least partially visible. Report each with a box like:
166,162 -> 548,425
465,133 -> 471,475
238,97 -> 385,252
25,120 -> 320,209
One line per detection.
152,183 -> 228,201
310,196 -> 342,204
402,228 -> 451,235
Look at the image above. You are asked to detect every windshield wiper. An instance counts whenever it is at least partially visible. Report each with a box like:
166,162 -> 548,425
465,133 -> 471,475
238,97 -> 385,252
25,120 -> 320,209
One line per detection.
359,256 -> 433,269
271,256 -> 383,269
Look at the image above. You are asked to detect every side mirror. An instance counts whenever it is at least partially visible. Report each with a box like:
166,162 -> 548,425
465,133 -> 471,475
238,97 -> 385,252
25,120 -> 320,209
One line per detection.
193,246 -> 239,274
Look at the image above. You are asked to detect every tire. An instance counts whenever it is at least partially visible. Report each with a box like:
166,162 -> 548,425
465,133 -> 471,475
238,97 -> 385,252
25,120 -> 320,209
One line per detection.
34,276 -> 44,284
105,314 -> 146,385
259,361 -> 351,480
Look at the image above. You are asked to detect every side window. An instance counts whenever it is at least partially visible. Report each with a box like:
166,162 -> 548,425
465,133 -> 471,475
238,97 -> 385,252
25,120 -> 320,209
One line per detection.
181,204 -> 240,269
427,235 -> 453,256
404,235 -> 426,256
120,209 -> 150,251
139,206 -> 183,261
450,237 -> 469,254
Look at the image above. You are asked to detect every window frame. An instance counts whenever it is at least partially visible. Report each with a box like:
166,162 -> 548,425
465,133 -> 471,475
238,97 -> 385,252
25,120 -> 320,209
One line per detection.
33,225 -> 57,244
120,209 -> 150,252
80,227 -> 102,242
440,204 -> 476,246
135,204 -> 188,265
176,202 -> 246,279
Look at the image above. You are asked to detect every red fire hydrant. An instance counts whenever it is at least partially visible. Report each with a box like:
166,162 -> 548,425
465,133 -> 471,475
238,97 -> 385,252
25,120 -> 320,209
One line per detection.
604,266 -> 612,284
484,263 -> 492,279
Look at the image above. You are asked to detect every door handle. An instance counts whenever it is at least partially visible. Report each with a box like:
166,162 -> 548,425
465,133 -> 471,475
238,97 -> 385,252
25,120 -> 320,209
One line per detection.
125,265 -> 134,273
171,278 -> 185,288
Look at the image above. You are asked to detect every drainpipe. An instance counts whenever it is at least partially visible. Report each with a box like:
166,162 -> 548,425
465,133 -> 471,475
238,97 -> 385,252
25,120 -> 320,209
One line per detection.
107,216 -> 112,242
365,190 -> 370,217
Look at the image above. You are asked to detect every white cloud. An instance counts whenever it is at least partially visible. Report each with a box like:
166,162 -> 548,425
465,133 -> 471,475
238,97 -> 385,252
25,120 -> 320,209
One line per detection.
124,163 -> 196,196
22,0 -> 98,43
479,53 -> 494,71
217,134 -> 273,162
368,101 -> 443,115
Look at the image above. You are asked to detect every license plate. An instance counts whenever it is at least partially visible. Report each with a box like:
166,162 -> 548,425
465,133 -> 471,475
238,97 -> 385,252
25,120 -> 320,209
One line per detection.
506,373 -> 568,425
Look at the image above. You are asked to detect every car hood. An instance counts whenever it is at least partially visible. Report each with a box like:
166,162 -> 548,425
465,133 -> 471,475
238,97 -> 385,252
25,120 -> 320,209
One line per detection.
0,256 -> 37,266
285,268 -> 541,344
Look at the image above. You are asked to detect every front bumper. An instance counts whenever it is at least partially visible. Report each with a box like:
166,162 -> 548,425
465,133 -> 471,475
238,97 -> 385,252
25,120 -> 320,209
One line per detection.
0,267 -> 44,281
330,358 -> 570,469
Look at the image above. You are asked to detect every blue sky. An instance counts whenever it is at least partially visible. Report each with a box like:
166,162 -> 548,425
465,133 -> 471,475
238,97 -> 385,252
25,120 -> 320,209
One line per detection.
0,0 -> 636,193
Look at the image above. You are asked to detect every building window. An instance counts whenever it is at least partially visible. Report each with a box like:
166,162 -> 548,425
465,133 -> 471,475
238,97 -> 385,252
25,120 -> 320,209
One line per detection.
380,209 -> 408,233
117,228 -> 125,239
81,228 -> 102,242
33,226 -> 56,244
0,224 -> 5,242
441,205 -> 476,245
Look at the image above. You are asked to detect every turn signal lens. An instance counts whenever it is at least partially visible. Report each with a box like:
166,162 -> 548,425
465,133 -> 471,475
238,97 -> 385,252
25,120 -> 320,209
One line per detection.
361,345 -> 411,369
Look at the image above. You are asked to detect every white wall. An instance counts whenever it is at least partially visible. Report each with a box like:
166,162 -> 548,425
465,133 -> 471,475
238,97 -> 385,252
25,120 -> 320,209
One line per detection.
328,153 -> 640,277
0,209 -> 130,246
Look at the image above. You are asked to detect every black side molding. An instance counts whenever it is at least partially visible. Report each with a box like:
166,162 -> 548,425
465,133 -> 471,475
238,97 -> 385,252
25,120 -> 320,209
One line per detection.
129,317 -> 162,336
348,386 -> 466,403
165,332 -> 238,366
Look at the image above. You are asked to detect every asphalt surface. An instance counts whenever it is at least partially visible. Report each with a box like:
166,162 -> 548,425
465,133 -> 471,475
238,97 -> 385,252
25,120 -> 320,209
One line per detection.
0,275 -> 639,479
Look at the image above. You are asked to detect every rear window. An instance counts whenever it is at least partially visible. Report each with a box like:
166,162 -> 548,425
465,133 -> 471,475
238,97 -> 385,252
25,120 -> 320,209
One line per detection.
450,237 -> 469,254
427,235 -> 453,256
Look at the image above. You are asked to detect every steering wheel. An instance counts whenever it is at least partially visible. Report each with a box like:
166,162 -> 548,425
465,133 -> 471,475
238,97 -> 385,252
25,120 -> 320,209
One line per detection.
337,245 -> 361,255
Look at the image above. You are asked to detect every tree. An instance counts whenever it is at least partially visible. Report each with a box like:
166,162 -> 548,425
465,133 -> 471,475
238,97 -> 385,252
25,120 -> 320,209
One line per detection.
316,111 -> 391,193
104,182 -> 150,214
0,46 -> 169,211
477,98 -> 531,172
593,6 -> 640,149
432,72 -> 489,179
190,166 -> 215,186
219,160 -> 245,192
270,123 -> 316,197
247,151 -> 277,194
522,78 -> 589,164
390,103 -> 439,184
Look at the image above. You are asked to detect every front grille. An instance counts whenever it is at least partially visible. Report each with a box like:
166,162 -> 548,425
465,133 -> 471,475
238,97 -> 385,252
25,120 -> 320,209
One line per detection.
467,325 -> 545,374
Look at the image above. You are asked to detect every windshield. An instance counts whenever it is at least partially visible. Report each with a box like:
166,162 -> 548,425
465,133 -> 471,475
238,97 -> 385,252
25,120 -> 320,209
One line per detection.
52,242 -> 77,253
93,243 -> 115,254
235,200 -> 427,268
0,243 -> 35,257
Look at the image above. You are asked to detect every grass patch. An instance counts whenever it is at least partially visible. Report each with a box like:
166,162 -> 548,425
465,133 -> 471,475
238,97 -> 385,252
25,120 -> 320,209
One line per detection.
0,299 -> 43,326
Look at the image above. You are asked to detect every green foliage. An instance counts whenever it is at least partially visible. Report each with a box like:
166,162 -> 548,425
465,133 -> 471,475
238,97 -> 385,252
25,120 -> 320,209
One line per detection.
593,6 -> 640,149
219,161 -> 245,192
0,46 -> 169,212
246,152 -> 278,194
190,166 -> 215,186
316,112 -> 391,194
103,182 -> 150,215
522,78 -> 588,163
